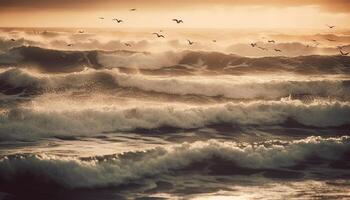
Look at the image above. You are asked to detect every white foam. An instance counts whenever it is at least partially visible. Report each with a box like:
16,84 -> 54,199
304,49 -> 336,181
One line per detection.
0,136 -> 348,188
0,99 -> 349,140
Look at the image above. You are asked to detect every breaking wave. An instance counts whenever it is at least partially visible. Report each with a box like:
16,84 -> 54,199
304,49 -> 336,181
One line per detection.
0,136 -> 349,188
1,46 -> 350,74
0,100 -> 349,140
0,68 -> 349,99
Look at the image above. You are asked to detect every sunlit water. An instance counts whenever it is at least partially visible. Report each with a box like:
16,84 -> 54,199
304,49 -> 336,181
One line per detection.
0,28 -> 350,200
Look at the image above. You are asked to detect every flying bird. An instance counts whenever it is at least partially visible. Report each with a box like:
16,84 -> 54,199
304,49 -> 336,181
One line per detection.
340,49 -> 349,56
327,25 -> 335,29
67,44 -> 73,47
268,40 -> 276,44
172,19 -> 183,24
274,49 -> 282,52
78,30 -> 84,33
326,38 -> 336,42
99,17 -> 104,20
258,47 -> 268,51
153,33 -> 165,38
10,39 -> 16,42
130,8 -> 136,11
212,40 -> 217,43
250,43 -> 257,47
124,43 -> 132,47
187,39 -> 194,45
113,19 -> 123,23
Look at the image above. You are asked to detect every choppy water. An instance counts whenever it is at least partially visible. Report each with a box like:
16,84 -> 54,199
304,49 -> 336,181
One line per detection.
0,28 -> 349,200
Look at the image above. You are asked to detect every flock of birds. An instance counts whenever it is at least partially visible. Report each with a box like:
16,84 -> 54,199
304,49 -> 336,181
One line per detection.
86,13 -> 195,47
250,24 -> 349,56
97,14 -> 350,56
8,8 -> 349,56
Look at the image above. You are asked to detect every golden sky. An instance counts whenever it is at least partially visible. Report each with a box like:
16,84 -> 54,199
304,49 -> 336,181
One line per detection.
0,0 -> 350,29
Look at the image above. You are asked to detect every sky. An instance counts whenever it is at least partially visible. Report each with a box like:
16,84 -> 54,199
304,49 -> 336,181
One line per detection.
0,0 -> 350,29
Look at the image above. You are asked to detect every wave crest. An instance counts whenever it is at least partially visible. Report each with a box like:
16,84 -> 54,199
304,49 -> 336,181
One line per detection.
1,46 -> 350,75
1,100 -> 349,140
0,136 -> 349,188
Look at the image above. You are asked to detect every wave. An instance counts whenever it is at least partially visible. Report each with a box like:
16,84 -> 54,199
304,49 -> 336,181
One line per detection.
1,46 -> 350,75
0,100 -> 349,140
0,68 -> 349,99
0,136 -> 349,189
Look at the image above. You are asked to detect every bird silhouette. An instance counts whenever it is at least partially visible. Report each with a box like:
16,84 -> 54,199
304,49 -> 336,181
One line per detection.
172,19 -> 183,24
250,43 -> 257,47
327,25 -> 335,29
153,33 -> 165,38
326,38 -> 336,42
187,39 -> 194,45
340,49 -> 349,56
258,47 -> 268,51
99,17 -> 104,20
130,8 -> 136,11
268,40 -> 276,44
212,40 -> 217,43
113,19 -> 123,23
78,30 -> 84,33
10,39 -> 16,42
67,44 -> 73,47
274,49 -> 282,52
124,43 -> 132,47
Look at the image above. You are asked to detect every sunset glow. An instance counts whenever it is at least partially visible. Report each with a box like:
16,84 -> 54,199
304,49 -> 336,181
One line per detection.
0,1 -> 350,29
0,1 -> 349,200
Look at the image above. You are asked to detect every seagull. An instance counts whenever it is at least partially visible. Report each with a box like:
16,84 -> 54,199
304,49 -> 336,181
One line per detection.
130,8 -> 136,11
326,38 -> 336,42
113,19 -> 123,23
153,33 -> 165,38
340,49 -> 349,56
250,43 -> 257,47
187,39 -> 194,45
124,43 -> 132,47
172,19 -> 183,24
258,46 -> 268,51
274,49 -> 282,52
268,40 -> 276,44
327,24 -> 335,29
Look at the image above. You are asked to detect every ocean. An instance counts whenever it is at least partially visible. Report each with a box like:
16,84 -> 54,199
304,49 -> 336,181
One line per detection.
0,28 -> 349,200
